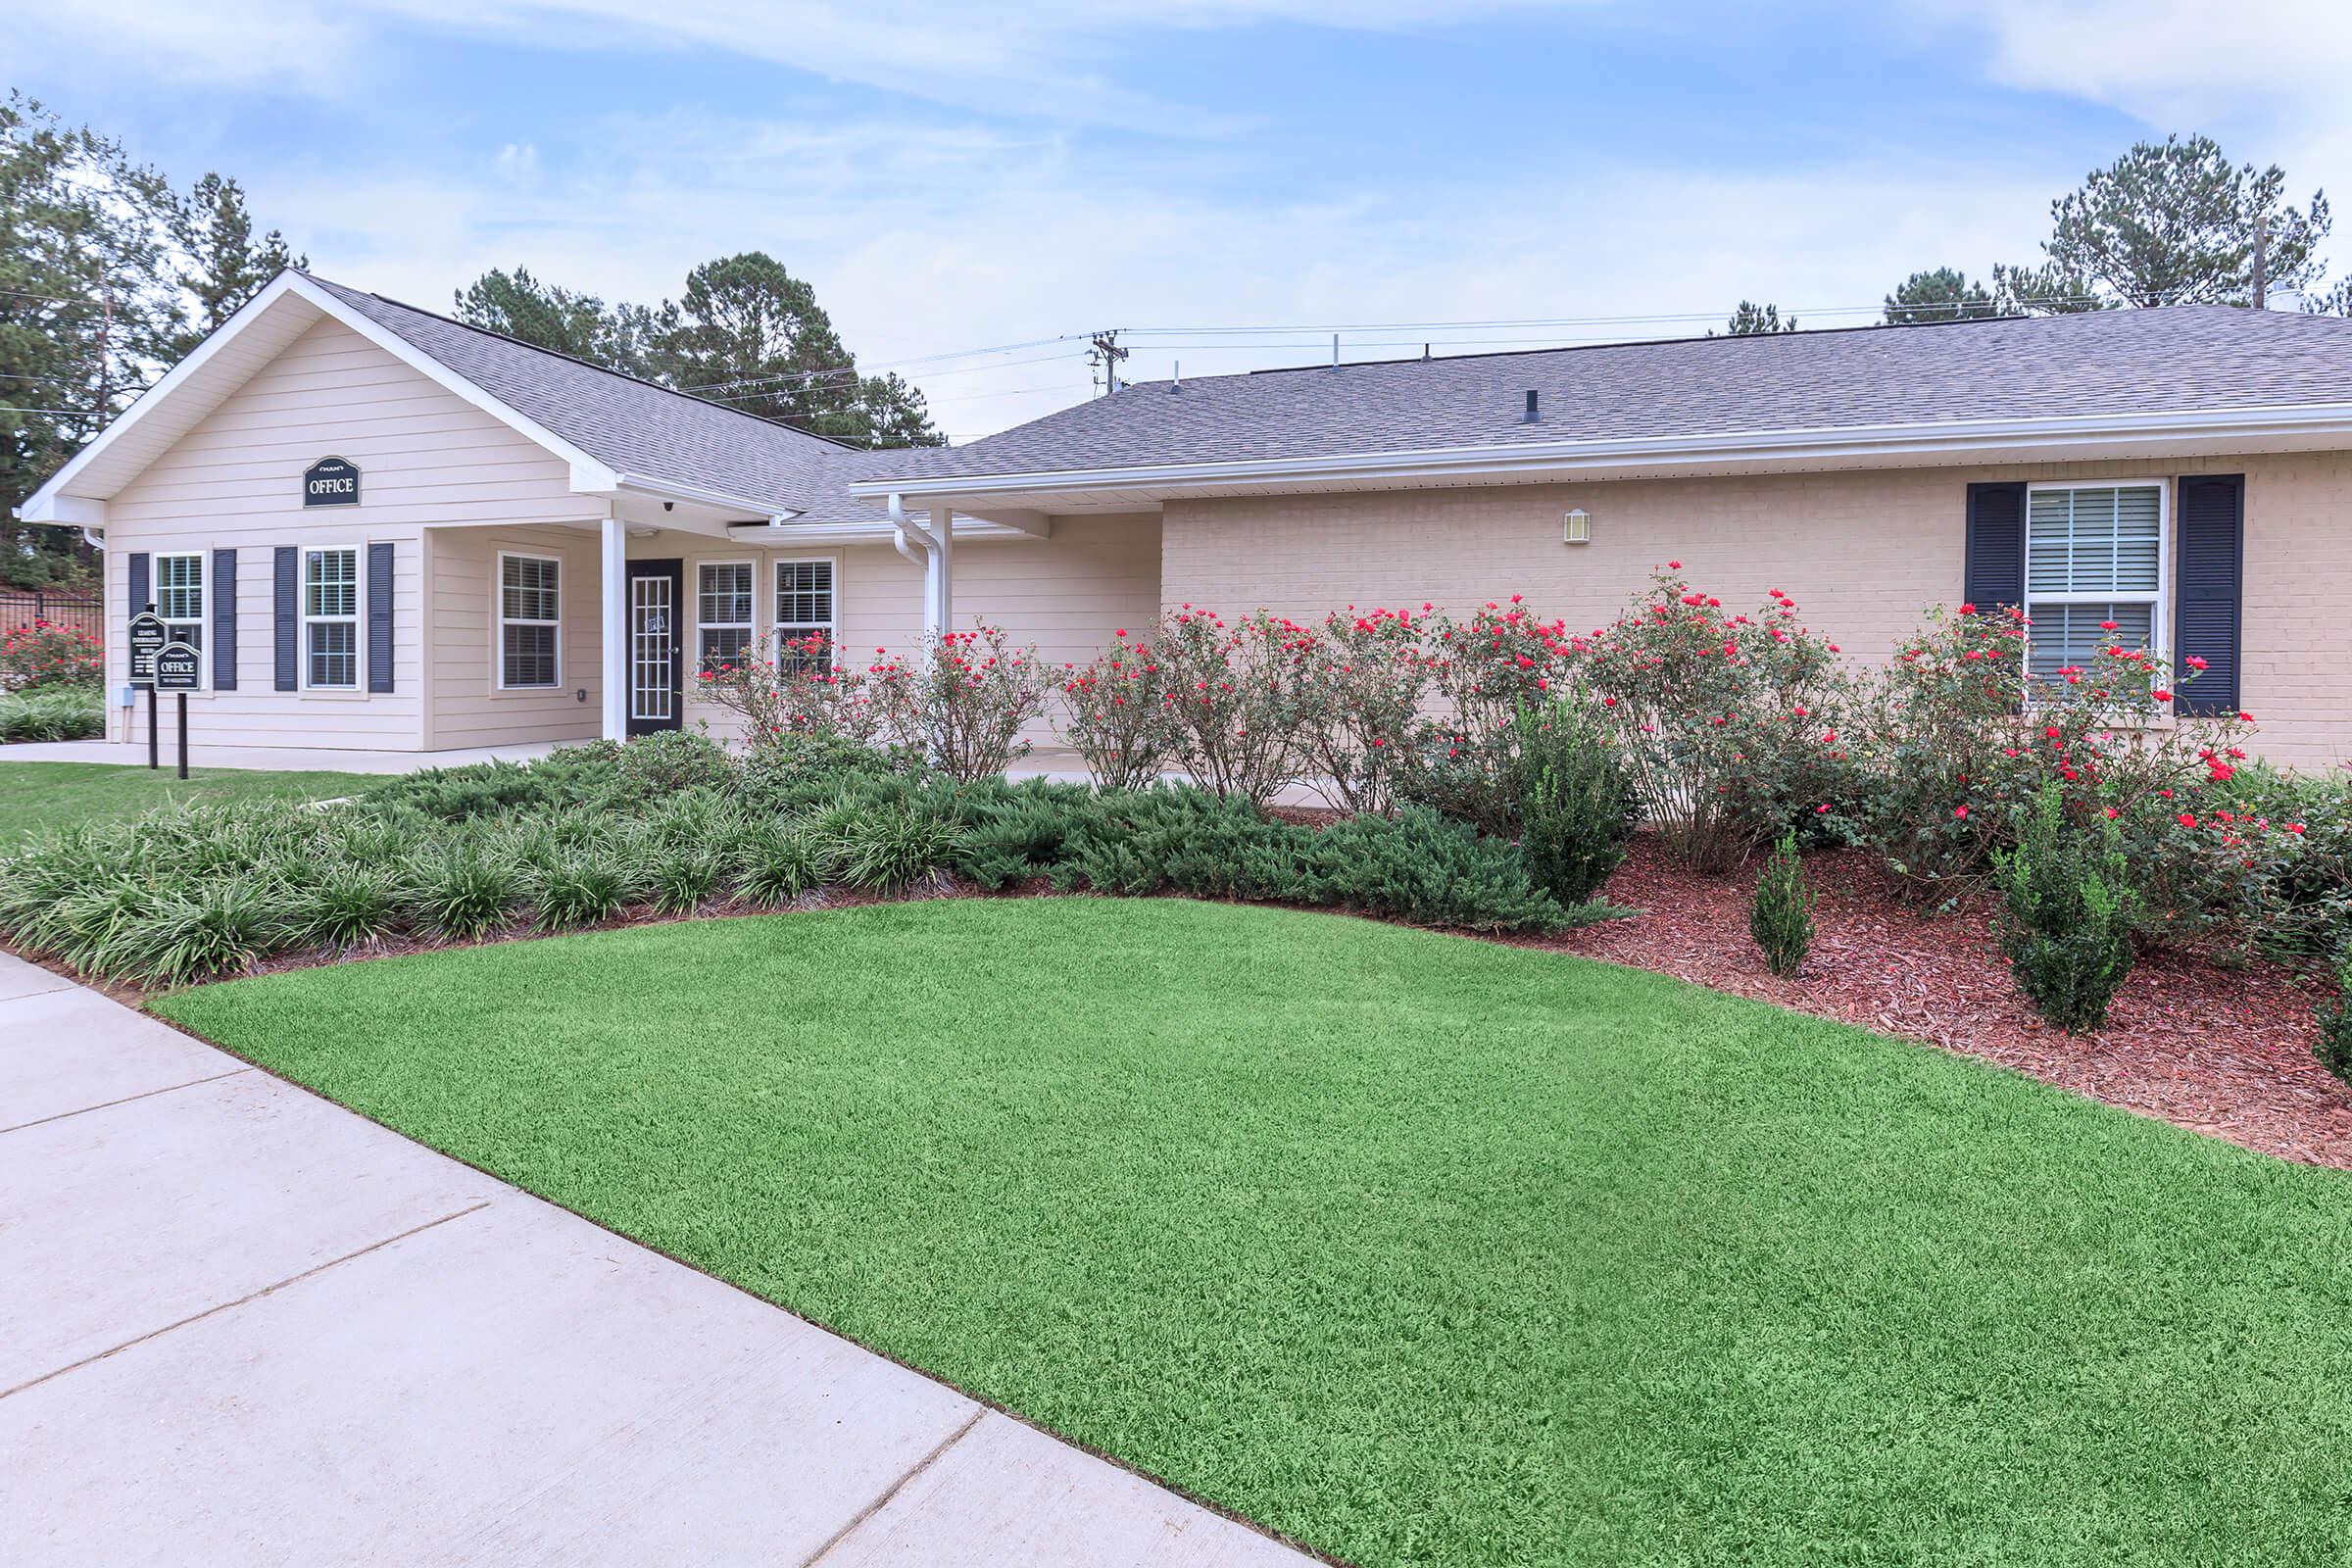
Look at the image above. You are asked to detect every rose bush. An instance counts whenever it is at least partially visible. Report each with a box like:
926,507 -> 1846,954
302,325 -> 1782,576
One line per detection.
1292,606 -> 1434,813
1582,568 -> 1846,873
695,633 -> 885,745
870,622 -> 1054,783
1152,606 -> 1313,806
2,619 -> 103,690
1056,629 -> 1179,792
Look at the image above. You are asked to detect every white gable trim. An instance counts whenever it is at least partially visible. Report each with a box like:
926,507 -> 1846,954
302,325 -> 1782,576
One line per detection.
17,271 -> 622,523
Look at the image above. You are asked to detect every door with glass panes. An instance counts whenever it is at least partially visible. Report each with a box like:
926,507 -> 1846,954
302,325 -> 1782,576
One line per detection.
625,559 -> 683,735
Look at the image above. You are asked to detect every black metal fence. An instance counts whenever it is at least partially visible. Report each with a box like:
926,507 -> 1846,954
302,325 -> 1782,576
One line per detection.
0,587 -> 104,642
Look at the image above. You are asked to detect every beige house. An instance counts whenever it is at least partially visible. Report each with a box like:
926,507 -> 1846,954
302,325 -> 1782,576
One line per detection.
21,272 -> 2352,770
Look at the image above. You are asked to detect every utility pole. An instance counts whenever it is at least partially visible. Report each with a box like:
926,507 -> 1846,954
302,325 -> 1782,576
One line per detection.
1087,330 -> 1129,396
2252,211 -> 2269,309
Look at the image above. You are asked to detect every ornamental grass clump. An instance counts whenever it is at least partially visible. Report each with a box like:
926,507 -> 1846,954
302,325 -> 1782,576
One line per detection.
1511,694 -> 1638,906
413,846 -> 523,942
1748,832 -> 1815,977
1584,567 -> 1846,873
286,860 -> 411,950
1994,783 -> 2136,1034
870,623 -> 1054,782
1056,630 -> 1179,792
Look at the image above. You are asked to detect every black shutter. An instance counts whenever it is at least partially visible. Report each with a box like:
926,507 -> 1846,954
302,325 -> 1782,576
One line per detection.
367,541 -> 394,693
2175,474 -> 2244,716
211,548 -> 238,691
273,547 -> 298,691
1963,482 -> 2027,612
127,552 -> 150,616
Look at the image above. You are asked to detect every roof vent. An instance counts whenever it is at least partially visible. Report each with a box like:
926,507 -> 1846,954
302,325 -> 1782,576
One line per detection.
1522,389 -> 1540,423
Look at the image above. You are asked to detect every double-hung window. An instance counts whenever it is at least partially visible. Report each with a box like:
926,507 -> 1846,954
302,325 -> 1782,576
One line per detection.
499,553 -> 562,689
697,562 -> 755,675
2025,481 -> 2166,684
155,552 -> 205,681
303,547 -> 360,689
774,559 -> 836,672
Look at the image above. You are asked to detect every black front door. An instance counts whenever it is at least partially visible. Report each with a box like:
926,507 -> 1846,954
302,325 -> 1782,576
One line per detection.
625,558 -> 683,736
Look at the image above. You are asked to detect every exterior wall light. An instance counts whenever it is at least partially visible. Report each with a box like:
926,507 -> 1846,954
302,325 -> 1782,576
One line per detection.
1562,508 -> 1592,545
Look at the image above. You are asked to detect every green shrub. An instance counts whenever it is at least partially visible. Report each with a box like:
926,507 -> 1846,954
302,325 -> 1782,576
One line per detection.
616,729 -> 734,795
733,734 -> 933,817
645,846 -> 724,915
0,686 -> 104,742
1512,696 -> 1638,906
2318,961 -> 2352,1086
1307,808 -> 1592,934
954,780 -> 1094,889
1748,833 -> 1815,977
125,878 -> 280,985
1994,785 -> 2136,1034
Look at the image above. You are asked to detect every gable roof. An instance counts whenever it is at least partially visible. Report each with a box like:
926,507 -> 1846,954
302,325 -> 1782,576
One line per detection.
863,305 -> 2352,491
20,270 -> 951,525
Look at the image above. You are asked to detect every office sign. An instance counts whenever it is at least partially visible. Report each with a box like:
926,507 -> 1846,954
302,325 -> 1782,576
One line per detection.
153,641 -> 202,692
128,611 -> 167,683
304,456 -> 361,507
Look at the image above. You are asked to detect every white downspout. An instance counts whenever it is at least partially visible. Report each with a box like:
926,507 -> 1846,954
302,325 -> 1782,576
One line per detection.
931,506 -> 953,635
887,492 -> 947,645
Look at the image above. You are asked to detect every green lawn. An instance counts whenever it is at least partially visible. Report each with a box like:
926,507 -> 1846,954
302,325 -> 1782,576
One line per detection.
156,900 -> 2352,1567
0,760 -> 384,841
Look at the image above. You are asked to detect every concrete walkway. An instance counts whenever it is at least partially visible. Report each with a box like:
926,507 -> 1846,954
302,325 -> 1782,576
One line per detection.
0,953 -> 1312,1567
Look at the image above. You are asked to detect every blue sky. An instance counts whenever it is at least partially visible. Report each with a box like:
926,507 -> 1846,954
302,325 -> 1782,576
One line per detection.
15,1 -> 2352,437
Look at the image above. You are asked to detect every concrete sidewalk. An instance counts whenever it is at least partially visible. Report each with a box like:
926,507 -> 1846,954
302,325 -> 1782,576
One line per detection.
0,953 -> 1311,1567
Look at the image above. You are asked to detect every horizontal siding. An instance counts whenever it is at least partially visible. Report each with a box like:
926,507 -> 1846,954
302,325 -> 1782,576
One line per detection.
424,524 -> 603,749
98,317 -> 591,751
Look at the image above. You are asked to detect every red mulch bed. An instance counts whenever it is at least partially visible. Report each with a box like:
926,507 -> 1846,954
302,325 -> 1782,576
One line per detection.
1544,835 -> 2352,1169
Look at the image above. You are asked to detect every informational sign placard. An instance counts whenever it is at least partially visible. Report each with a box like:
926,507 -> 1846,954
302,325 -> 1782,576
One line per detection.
153,641 -> 201,692
304,456 -> 361,507
127,611 -> 167,683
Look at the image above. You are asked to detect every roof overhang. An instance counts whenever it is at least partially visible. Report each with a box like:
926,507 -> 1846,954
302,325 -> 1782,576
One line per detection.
16,270 -> 625,525
845,402 -> 2352,512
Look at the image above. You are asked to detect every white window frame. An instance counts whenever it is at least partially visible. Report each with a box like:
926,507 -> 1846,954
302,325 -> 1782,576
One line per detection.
773,556 -> 839,670
2022,478 -> 2171,682
496,550 -> 564,691
300,545 -> 363,692
695,559 -> 757,676
153,550 -> 208,691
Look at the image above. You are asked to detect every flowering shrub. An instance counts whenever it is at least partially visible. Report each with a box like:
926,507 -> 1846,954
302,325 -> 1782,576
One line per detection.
869,623 -> 1054,783
695,634 -> 885,745
1583,568 -> 1845,872
1056,629 -> 1179,792
1390,598 -> 1579,828
1292,607 -> 1434,813
1852,600 -> 2265,913
2318,960 -> 2352,1087
1510,692 -> 1638,905
1152,606 -> 1312,806
2,619 -> 103,690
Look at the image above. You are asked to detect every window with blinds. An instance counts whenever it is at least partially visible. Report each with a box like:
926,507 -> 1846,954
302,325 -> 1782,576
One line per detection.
499,554 -> 561,689
698,561 -> 754,675
303,547 -> 360,689
2024,483 -> 2165,682
774,559 -> 836,672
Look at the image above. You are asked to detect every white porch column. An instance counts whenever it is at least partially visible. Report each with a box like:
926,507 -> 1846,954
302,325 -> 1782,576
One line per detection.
600,514 -> 627,741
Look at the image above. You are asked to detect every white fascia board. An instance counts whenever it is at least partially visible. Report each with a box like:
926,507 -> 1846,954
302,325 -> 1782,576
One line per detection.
18,271 -> 315,519
18,271 -> 626,519
607,470 -> 799,521
843,403 -> 2352,501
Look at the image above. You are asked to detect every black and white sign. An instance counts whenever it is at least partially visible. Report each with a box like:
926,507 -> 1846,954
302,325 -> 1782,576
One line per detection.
153,641 -> 202,692
128,611 -> 167,683
304,456 -> 361,507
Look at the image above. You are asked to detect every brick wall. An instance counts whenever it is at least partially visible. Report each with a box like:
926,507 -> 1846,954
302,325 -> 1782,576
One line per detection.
1159,453 -> 2352,772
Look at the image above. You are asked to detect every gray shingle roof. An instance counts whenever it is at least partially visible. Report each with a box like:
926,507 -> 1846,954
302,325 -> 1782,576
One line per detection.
879,305 -> 2352,483
305,272 -> 947,517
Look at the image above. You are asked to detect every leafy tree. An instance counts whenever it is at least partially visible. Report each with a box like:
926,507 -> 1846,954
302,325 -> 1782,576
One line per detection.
1987,260 -> 2108,316
455,250 -> 943,447
1,93 -> 183,587
1884,267 -> 1999,323
172,172 -> 303,353
454,267 -> 662,376
1714,300 -> 1797,336
2036,134 -> 2328,308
